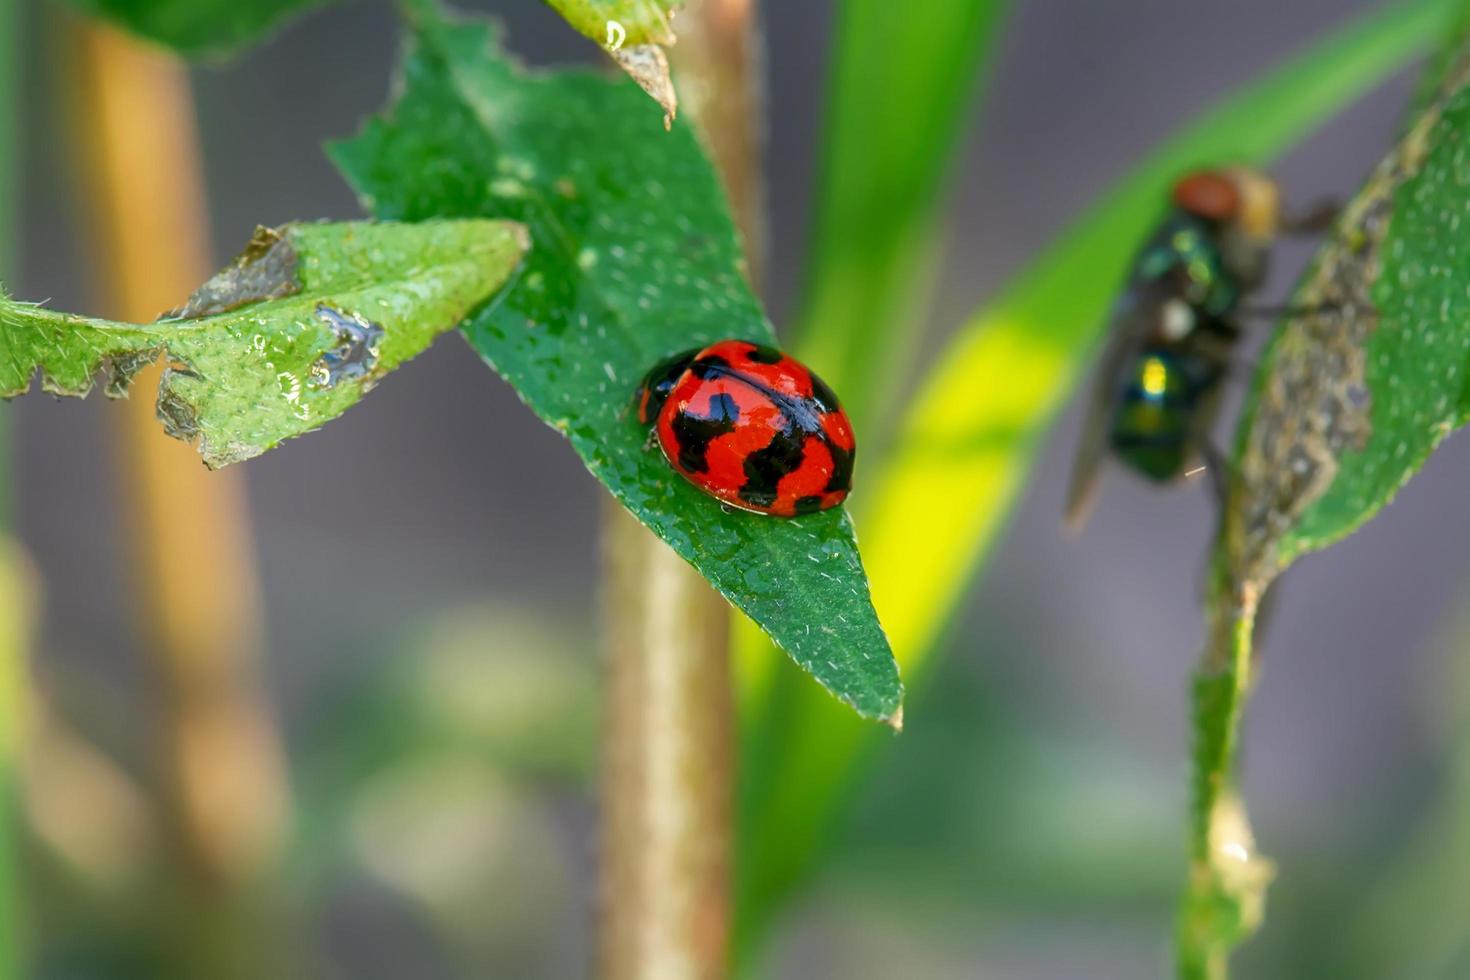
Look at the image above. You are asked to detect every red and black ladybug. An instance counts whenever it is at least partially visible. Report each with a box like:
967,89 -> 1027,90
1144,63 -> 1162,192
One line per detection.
635,339 -> 855,517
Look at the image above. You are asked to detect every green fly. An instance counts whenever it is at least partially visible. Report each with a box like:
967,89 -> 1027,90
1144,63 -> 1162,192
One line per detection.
1064,167 -> 1284,533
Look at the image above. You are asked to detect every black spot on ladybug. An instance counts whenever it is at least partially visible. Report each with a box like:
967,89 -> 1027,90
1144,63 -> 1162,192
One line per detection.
740,428 -> 807,508
809,372 -> 841,412
636,348 -> 699,423
672,392 -> 740,473
794,495 -> 824,515
825,442 -> 855,494
687,354 -> 829,433
690,354 -> 731,378
745,345 -> 784,365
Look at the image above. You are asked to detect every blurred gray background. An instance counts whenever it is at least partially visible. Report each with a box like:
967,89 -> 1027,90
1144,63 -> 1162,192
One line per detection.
11,0 -> 1470,977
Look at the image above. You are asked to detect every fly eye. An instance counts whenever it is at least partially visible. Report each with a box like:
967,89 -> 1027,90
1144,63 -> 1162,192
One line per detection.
1172,171 -> 1240,223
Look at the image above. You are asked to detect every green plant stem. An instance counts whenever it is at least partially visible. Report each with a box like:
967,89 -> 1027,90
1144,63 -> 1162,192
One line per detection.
0,548 -> 26,980
0,0 -> 23,974
1177,576 -> 1271,980
598,3 -> 762,977
0,0 -> 14,295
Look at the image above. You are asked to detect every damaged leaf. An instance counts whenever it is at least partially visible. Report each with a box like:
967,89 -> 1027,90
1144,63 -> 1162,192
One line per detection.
329,12 -> 903,721
542,0 -> 679,122
0,219 -> 526,466
1183,53 -> 1470,979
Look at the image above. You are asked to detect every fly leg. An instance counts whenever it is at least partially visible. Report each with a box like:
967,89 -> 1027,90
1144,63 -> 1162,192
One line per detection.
1189,435 -> 1234,514
1235,301 -> 1340,321
1281,198 -> 1340,236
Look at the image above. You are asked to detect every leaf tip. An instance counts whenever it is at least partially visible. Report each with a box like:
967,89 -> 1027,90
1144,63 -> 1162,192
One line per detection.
884,704 -> 904,733
609,43 -> 678,124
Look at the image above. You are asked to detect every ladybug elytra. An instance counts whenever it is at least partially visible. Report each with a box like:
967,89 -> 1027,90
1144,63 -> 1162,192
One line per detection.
635,339 -> 855,517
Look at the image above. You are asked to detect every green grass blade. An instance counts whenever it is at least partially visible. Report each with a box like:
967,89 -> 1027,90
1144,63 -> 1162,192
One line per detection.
793,0 -> 1010,444
736,0 -> 1456,960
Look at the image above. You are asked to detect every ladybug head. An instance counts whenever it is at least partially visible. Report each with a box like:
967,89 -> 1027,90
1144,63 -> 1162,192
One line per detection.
635,347 -> 700,425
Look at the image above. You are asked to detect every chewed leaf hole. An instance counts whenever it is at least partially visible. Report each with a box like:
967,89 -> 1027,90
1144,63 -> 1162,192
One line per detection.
311,303 -> 386,388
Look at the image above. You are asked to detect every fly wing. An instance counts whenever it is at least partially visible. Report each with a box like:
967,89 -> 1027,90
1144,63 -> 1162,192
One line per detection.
1063,284 -> 1166,534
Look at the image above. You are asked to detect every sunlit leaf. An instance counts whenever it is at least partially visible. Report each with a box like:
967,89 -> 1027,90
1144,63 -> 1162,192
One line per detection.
329,11 -> 902,721
0,219 -> 526,466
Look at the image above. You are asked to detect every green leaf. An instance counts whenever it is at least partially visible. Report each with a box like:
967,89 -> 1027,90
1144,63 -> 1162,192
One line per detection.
794,0 -> 1010,444
65,0 -> 332,53
733,0 -> 1457,960
538,0 -> 679,122
1183,45 -> 1470,978
0,219 -> 526,466
328,13 -> 903,721
542,0 -> 674,45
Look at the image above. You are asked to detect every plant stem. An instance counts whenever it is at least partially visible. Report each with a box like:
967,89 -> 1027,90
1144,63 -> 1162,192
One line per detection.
599,4 -> 763,978
599,505 -> 734,980
59,14 -> 290,976
0,0 -> 25,974
0,547 -> 28,980
670,0 -> 766,287
1176,567 -> 1274,980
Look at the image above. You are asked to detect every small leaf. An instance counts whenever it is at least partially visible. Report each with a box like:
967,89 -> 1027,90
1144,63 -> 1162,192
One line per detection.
0,219 -> 526,466
541,0 -> 679,122
1184,43 -> 1470,979
329,13 -> 902,721
65,0 -> 333,54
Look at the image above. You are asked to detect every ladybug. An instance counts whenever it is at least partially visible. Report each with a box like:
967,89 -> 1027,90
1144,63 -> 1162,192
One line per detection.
635,339 -> 856,516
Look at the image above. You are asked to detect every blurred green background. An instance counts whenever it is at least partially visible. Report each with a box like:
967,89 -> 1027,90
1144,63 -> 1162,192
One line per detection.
8,0 -> 1470,977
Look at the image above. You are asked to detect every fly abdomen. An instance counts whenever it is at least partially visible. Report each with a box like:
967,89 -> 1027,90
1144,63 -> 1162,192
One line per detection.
1110,350 -> 1209,482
